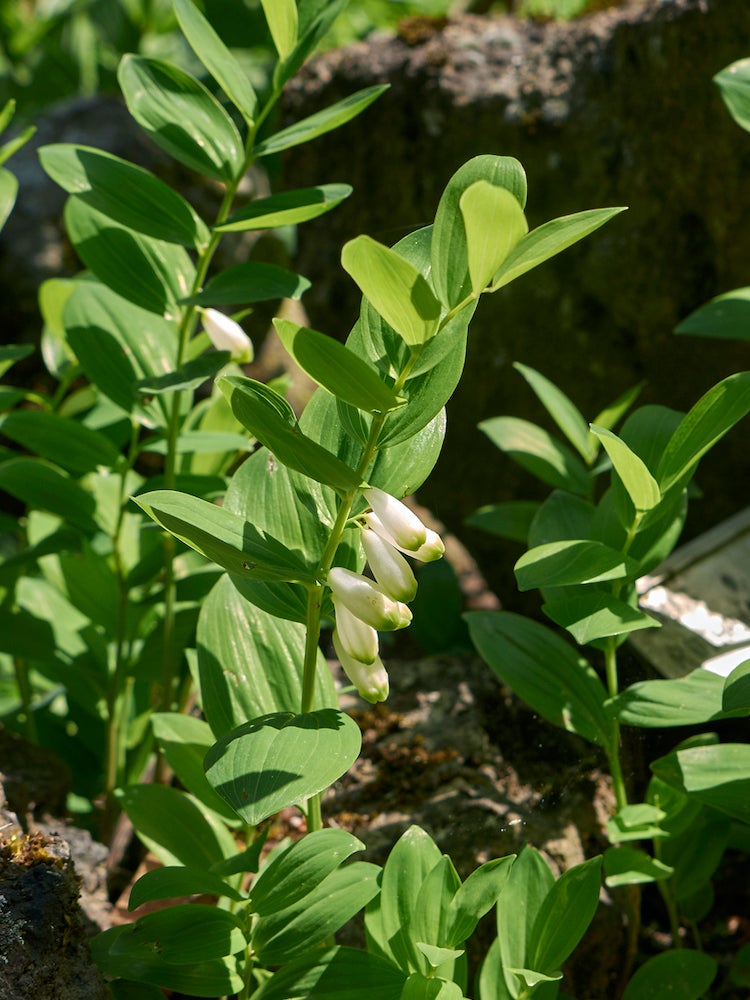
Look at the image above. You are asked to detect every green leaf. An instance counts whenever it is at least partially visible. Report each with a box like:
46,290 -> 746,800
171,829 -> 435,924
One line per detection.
496,846 -> 555,994
117,783 -> 236,869
606,803 -> 667,844
715,57 -> 750,132
251,946 -> 406,1000
465,611 -> 611,746
657,372 -> 750,492
446,857 -> 515,947
0,457 -> 97,534
275,318 -> 404,414
603,847 -> 674,887
218,375 -> 361,491
479,416 -> 591,496
113,904 -> 246,963
592,380 -> 645,432
255,86 -> 388,158
676,287 -> 750,342
118,55 -> 244,182
414,945 -> 465,971
134,489 -> 316,583
39,144 -> 210,248
400,975 -> 465,1000
411,857 -> 461,972
128,866 -> 245,908
187,262 -> 310,306
609,669 -> 748,727
0,343 -> 34,379
0,167 -> 17,231
651,743 -> 750,824
197,577 -> 334,738
64,196 -> 195,319
661,812 -> 730,902
491,207 -> 626,291
514,363 -> 596,463
543,591 -> 660,645
515,539 -> 636,591
136,352 -> 231,395
250,829 -> 365,917
342,236 -> 441,348
591,424 -> 660,511
465,501 -> 540,543
216,184 -> 352,233
622,950 -> 716,1000
723,660 -> 750,711
529,856 -> 602,976
459,181 -> 527,294
0,410 -> 121,474
173,0 -> 257,123
204,709 -> 362,826
431,155 -> 527,308
260,0 -> 298,60
66,324 -> 139,414
140,430 -> 251,455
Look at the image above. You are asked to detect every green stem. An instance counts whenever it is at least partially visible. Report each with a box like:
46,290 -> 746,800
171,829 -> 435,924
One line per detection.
12,657 -> 36,742
604,638 -> 628,812
653,839 -> 682,947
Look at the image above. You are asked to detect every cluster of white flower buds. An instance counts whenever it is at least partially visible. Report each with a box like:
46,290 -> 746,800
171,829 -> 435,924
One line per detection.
328,487 -> 444,704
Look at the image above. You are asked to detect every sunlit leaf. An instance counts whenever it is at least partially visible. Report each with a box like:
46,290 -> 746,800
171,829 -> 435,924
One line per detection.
459,181 -> 527,294
216,184 -> 352,232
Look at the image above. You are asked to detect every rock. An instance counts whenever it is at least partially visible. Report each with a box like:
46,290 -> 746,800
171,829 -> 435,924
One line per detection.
279,0 -> 750,603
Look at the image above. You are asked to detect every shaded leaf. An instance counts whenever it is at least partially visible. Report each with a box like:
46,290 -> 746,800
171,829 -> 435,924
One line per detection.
651,743 -> 750,824
515,363 -> 595,463
609,669 -> 747,727
543,591 -> 659,645
465,501 -> 540,543
715,57 -> 750,133
252,946 -> 405,1000
187,262 -> 310,306
479,416 -> 590,496
676,286 -> 750,342
128,866 -> 245,909
514,539 -> 635,591
603,847 -> 673,887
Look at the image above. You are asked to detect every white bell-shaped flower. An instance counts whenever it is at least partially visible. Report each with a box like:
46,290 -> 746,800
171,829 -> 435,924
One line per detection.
333,629 -> 389,704
363,511 -> 445,563
327,566 -> 412,631
201,308 -> 253,363
362,487 -> 426,552
360,526 -> 417,603
333,597 -> 379,665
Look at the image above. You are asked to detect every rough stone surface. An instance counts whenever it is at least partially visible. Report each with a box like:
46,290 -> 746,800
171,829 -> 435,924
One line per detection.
279,0 -> 750,605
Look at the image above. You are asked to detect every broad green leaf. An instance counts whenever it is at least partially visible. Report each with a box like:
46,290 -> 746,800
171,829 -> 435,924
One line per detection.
218,375 -> 361,491
0,457 -> 97,534
459,181 -> 527,294
277,0 -> 350,86
400,975 -> 464,1000
491,207 -> 626,291
260,0 -> 298,60
0,167 -> 17,231
66,324 -> 140,414
528,490 -> 594,548
186,262 -> 310,306
622,950 -> 716,1000
197,576 -> 325,735
140,430 -> 251,455
173,0 -> 257,123
251,946 -> 406,1000
204,709 -> 362,825
92,926 -> 243,998
117,783 -> 236,869
128,866 -> 245,908
529,856 -> 602,976
112,904 -> 245,963
411,857 -> 461,973
591,424 -> 660,511
0,410 -> 121,474
507,969 -> 561,990
0,343 -> 34,378
64,197 -> 195,319
496,847 -> 555,996
606,803 -> 667,844
275,318 -> 404,414
661,812 -> 731,902
657,372 -> 750,492
543,591 -> 659,645
465,611 -> 611,746
514,363 -> 595,463
39,144 -> 209,248
118,55 -> 244,182
479,416 -> 591,496
342,236 -> 441,348
216,184 -> 352,233
514,539 -> 636,591
136,352 -> 231,395
609,669 -> 747,727
477,940 -> 515,1000
414,946 -> 464,971
715,57 -> 750,132
446,858 -> 515,947
651,743 -> 750,823
466,501 -> 540,543
723,660 -> 750,711
255,86 -> 388,158
134,489 -> 316,583
110,980 -> 165,1000
250,829 -> 365,917
676,287 -> 750,342
431,155 -> 527,308
603,847 -> 673,887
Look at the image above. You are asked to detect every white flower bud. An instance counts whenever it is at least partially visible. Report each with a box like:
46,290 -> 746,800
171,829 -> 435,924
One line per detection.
201,308 -> 253,363
360,526 -> 417,603
363,511 -> 445,563
333,630 -> 389,704
362,487 -> 426,552
333,598 -> 379,665
327,566 -> 412,631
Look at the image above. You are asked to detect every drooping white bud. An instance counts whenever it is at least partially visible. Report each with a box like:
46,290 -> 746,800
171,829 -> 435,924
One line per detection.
363,511 -> 445,563
360,526 -> 418,603
362,487 -> 426,552
333,598 -> 379,665
327,566 -> 412,631
201,308 -> 253,363
333,630 -> 389,704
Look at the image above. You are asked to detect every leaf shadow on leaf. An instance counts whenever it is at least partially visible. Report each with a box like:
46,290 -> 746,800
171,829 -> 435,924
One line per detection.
73,226 -> 172,315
